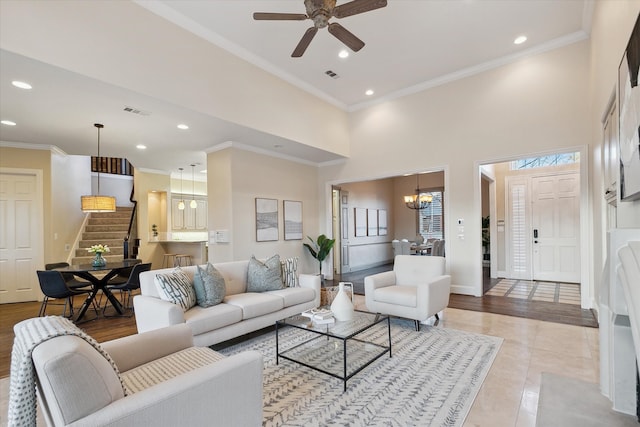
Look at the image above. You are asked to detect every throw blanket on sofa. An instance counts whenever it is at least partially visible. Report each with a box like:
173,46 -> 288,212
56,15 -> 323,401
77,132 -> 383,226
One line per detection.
8,316 -> 126,427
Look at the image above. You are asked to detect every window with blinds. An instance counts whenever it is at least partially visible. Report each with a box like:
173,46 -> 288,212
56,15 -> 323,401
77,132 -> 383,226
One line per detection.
418,191 -> 444,240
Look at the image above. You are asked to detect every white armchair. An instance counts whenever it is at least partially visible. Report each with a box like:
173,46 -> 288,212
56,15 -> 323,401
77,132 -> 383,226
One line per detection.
364,255 -> 451,330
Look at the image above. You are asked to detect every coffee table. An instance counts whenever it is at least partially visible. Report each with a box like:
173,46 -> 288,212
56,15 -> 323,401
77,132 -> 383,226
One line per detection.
276,310 -> 391,391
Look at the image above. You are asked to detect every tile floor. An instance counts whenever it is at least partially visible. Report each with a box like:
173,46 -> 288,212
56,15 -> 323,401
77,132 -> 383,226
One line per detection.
485,279 -> 582,305
354,295 -> 600,427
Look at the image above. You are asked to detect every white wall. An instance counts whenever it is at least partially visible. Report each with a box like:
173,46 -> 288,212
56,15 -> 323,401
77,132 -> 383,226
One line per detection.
51,153 -> 91,262
321,40 -> 591,296
588,0 -> 640,309
91,173 -> 133,207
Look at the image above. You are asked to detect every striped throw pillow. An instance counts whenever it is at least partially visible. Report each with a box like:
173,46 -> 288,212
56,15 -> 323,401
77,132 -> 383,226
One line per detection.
154,268 -> 196,311
281,257 -> 299,287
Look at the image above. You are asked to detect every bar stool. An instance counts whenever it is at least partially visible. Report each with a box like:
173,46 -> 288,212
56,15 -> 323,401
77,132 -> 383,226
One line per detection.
162,253 -> 177,268
175,254 -> 192,266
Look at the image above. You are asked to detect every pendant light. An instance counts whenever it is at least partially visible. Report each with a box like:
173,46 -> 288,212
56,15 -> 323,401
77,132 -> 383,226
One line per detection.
189,164 -> 197,209
404,173 -> 433,210
178,168 -> 185,210
81,124 -> 116,212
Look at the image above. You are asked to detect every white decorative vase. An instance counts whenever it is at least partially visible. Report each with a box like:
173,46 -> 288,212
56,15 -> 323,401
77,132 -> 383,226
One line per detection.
331,282 -> 354,321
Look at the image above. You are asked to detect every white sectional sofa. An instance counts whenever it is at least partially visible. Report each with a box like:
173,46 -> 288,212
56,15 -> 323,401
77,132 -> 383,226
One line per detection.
134,260 -> 321,347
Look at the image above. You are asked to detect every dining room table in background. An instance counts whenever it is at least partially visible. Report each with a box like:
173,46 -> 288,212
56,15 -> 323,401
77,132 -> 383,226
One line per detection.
55,259 -> 142,322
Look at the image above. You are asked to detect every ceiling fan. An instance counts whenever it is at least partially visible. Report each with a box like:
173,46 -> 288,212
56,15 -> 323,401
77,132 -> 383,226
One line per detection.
253,0 -> 388,57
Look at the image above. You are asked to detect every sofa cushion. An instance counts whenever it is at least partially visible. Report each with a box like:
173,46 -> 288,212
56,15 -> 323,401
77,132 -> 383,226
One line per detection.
374,285 -> 417,307
183,303 -> 244,336
193,263 -> 226,307
121,347 -> 225,394
154,268 -> 197,312
267,287 -> 315,308
247,255 -> 283,292
224,293 -> 284,319
280,257 -> 299,287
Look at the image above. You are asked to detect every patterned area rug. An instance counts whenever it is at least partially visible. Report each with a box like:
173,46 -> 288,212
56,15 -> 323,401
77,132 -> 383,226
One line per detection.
217,319 -> 503,426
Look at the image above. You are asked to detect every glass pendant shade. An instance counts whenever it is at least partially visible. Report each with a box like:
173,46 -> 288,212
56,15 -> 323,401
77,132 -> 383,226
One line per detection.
190,199 -> 197,208
178,200 -> 185,210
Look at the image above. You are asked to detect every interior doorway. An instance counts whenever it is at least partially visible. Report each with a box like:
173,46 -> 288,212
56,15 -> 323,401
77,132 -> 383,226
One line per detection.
479,150 -> 585,305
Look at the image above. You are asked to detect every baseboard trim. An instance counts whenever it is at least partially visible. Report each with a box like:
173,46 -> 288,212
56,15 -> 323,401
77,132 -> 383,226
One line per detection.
451,284 -> 479,296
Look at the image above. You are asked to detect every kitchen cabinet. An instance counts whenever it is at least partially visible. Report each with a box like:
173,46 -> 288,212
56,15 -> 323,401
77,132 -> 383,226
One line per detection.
172,196 -> 207,230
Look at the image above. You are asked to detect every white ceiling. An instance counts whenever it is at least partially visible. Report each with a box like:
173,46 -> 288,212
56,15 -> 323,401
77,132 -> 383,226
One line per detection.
0,0 -> 591,175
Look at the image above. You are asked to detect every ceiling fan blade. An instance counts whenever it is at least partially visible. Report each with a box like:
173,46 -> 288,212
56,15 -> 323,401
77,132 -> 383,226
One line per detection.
253,12 -> 308,21
333,0 -> 387,19
328,22 -> 365,52
292,27 -> 318,57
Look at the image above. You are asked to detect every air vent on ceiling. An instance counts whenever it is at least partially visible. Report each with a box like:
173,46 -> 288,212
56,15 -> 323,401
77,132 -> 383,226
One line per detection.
123,106 -> 151,116
325,70 -> 340,79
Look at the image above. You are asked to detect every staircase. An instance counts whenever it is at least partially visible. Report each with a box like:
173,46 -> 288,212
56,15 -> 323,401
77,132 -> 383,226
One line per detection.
72,207 -> 132,264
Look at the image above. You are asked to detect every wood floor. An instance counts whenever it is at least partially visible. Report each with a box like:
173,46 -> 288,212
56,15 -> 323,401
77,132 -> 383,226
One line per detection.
1,265 -> 598,379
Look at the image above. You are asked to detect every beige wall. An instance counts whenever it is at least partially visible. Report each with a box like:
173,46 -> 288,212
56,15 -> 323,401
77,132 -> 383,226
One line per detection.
208,147 -> 319,274
322,40 -> 591,295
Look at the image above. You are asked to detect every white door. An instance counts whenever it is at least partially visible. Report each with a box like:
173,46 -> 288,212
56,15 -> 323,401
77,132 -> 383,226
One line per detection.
0,171 -> 43,303
532,172 -> 580,283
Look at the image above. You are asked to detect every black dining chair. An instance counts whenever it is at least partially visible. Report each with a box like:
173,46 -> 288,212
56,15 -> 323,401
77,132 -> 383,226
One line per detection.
36,270 -> 93,319
45,262 -> 92,290
103,263 -> 151,316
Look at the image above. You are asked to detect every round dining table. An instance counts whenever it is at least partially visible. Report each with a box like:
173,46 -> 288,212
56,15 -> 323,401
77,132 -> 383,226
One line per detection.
55,259 -> 142,322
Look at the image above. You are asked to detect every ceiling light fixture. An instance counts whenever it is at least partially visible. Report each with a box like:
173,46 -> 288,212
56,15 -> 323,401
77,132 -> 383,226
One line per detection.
136,144 -> 147,150
190,164 -> 197,209
11,81 -> 32,90
1,120 -> 17,126
178,168 -> 185,210
338,50 -> 349,58
81,124 -> 116,213
177,124 -> 189,130
514,35 -> 527,45
404,173 -> 433,210
365,89 -> 374,96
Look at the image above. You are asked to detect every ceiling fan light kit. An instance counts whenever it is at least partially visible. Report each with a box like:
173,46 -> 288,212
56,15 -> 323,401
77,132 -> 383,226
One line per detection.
253,0 -> 387,57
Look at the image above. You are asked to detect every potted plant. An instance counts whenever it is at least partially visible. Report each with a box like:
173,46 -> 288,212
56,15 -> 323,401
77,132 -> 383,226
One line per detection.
303,234 -> 336,279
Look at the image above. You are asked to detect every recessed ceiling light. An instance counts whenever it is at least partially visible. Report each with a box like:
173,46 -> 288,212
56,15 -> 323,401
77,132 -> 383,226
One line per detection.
365,89 -> 374,96
11,81 -> 32,90
177,124 -> 189,130
136,144 -> 147,150
338,50 -> 349,59
514,35 -> 527,45
1,120 -> 16,126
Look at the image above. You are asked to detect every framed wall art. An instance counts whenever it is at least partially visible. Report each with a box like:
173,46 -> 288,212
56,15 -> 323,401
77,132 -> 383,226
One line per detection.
619,14 -> 640,201
255,198 -> 278,241
354,208 -> 367,237
378,209 -> 388,236
283,200 -> 303,240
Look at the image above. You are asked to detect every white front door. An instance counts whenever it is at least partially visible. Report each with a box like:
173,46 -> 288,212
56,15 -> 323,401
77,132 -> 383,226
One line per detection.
0,170 -> 44,303
532,172 -> 580,283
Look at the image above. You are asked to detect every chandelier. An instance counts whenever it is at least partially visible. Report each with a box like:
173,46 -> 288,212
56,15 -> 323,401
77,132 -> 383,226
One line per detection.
404,173 -> 433,210
81,124 -> 116,212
